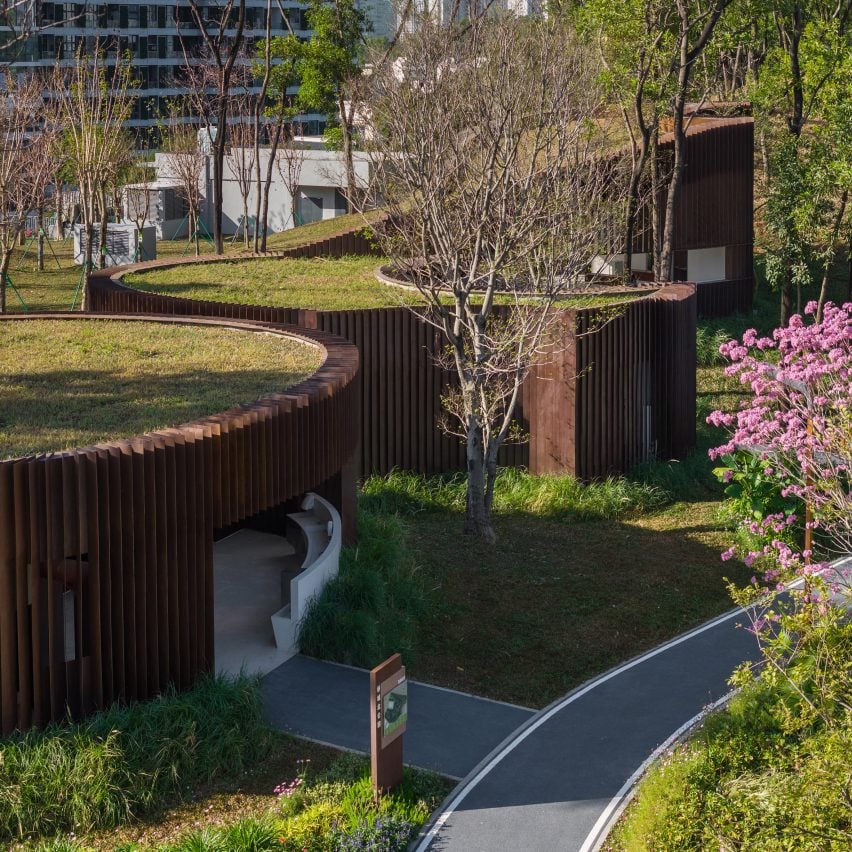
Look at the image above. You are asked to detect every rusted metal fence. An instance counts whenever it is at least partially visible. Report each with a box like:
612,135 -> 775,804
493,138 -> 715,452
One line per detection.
0,313 -> 359,736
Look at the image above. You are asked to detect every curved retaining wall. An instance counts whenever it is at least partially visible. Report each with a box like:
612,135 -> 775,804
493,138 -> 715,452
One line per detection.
88,258 -> 696,482
0,313 -> 359,735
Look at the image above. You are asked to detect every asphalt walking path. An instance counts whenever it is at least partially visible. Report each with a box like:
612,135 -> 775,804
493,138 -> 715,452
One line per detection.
262,655 -> 535,780
262,557 -> 851,851
417,555 -> 852,852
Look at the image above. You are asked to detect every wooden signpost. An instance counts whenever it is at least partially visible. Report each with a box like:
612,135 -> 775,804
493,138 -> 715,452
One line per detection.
370,653 -> 408,795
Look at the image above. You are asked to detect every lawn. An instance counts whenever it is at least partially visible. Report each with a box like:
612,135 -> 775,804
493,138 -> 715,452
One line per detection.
129,254 -> 642,312
0,319 -> 321,459
300,269 -> 850,708
127,255 -> 408,312
1,214 -> 378,313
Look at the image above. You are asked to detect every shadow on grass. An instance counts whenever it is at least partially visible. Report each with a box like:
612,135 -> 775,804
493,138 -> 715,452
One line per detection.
1,367 -> 311,459
405,506 -> 749,708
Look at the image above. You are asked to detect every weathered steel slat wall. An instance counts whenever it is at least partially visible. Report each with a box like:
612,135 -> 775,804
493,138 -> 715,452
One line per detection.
0,313 -> 359,736
90,272 -> 528,476
631,118 -> 754,317
90,264 -> 696,482
526,285 -> 696,479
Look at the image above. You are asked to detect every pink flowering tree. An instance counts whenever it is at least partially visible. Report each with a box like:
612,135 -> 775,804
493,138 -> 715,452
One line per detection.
708,301 -> 851,729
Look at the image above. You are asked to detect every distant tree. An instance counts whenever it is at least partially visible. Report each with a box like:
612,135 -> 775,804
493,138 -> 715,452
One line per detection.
298,0 -> 370,213
123,158 -> 156,261
362,18 -> 620,541
161,105 -> 206,256
0,71 -> 52,312
277,122 -> 306,231
750,0 -> 852,324
253,15 -> 303,249
226,92 -> 257,248
51,44 -> 135,307
182,0 -> 247,254
579,0 -> 734,281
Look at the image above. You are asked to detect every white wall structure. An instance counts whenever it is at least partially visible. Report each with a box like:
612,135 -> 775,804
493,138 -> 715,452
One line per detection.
687,246 -> 726,282
270,493 -> 342,661
153,146 -> 372,237
590,253 -> 650,277
123,179 -> 191,241
73,223 -> 155,266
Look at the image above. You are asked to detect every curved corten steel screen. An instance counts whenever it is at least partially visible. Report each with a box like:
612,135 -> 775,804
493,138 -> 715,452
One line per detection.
88,253 -> 696,482
0,313 -> 359,736
632,117 -> 755,317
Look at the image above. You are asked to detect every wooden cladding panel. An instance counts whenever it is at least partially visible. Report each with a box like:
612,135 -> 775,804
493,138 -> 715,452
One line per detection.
633,118 -> 754,254
0,313 -> 359,736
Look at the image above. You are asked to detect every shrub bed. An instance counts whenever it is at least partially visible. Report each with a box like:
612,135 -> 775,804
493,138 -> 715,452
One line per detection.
22,752 -> 450,851
613,623 -> 852,851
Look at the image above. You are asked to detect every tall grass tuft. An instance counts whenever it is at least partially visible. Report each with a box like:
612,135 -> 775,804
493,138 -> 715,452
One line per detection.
360,468 -> 666,520
298,510 -> 425,668
0,675 -> 271,842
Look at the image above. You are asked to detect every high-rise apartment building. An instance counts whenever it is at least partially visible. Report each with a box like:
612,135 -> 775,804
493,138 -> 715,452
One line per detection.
1,1 -> 394,143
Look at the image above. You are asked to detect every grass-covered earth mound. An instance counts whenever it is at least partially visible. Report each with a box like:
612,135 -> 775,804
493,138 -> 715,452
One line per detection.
0,319 -> 322,459
127,255 -> 637,312
127,256 -> 405,312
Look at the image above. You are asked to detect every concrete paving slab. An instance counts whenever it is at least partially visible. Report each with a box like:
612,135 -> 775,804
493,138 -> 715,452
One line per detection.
262,655 -> 535,779
214,529 -> 296,677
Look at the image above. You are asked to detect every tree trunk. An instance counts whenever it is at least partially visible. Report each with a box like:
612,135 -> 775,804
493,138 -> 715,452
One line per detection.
191,208 -> 200,257
659,58 -> 688,282
650,131 -> 662,279
54,182 -> 64,240
339,95 -> 357,214
624,128 -> 651,282
213,112 -> 226,255
82,218 -> 94,312
98,187 -> 109,269
242,195 -> 250,249
816,189 -> 847,322
780,260 -> 794,326
847,228 -> 851,303
464,420 -> 495,543
260,122 -> 284,252
37,205 -> 44,272
0,251 -> 8,313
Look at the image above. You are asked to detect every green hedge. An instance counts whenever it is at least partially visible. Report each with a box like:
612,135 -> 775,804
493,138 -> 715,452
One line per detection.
616,623 -> 852,851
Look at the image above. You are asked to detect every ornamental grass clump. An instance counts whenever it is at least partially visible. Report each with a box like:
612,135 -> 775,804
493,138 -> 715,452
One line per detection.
0,675 -> 270,841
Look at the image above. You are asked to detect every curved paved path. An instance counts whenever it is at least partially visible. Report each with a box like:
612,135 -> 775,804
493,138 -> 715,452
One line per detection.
417,557 -> 852,852
417,609 -> 756,851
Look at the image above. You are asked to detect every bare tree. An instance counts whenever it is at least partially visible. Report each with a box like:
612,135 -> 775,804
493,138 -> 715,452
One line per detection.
362,18 -> 620,541
0,0 -> 82,54
0,71 -> 52,312
123,158 -> 156,261
252,2 -> 302,250
225,108 -> 256,247
182,0 -> 247,254
162,108 -> 206,255
51,43 -> 135,308
277,121 -> 306,230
